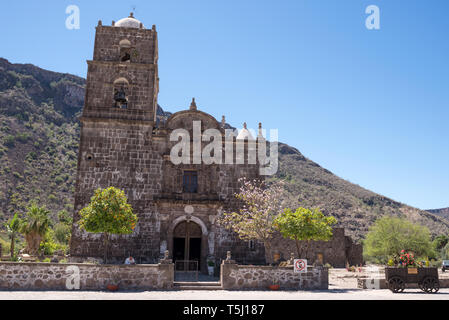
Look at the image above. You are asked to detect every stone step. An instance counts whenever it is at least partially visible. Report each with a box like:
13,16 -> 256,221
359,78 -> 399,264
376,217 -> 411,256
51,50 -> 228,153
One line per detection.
174,282 -> 223,290
174,281 -> 221,286
175,285 -> 223,290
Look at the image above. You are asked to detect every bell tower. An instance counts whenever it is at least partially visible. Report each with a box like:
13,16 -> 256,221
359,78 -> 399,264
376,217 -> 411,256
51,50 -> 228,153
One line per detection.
71,14 -> 162,259
82,12 -> 159,123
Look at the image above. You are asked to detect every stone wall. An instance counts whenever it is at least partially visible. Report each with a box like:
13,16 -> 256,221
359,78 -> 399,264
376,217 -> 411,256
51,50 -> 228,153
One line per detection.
269,228 -> 362,268
220,261 -> 328,290
0,262 -> 173,291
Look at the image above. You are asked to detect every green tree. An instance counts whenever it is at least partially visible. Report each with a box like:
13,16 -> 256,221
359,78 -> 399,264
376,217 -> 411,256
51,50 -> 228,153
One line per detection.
274,207 -> 337,259
432,234 -> 449,252
4,213 -> 21,258
19,204 -> 51,255
363,216 -> 434,263
441,242 -> 449,260
78,187 -> 137,263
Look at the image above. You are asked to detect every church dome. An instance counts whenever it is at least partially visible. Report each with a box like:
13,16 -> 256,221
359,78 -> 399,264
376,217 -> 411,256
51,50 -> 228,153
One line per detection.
115,13 -> 144,29
236,123 -> 255,140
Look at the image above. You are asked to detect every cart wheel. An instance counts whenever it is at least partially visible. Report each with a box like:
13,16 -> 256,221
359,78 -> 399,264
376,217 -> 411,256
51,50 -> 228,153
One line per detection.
421,277 -> 439,293
388,276 -> 405,293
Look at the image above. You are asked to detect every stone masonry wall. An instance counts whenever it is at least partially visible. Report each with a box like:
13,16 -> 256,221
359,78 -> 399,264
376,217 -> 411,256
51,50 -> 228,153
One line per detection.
70,120 -> 162,263
0,262 -> 173,291
269,227 -> 363,268
221,262 -> 328,290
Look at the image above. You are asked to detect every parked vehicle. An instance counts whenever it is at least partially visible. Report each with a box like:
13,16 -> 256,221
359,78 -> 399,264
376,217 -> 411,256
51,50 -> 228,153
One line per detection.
442,260 -> 449,272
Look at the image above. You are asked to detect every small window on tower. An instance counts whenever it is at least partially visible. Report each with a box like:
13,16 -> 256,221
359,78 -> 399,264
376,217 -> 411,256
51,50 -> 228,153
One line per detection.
183,171 -> 198,193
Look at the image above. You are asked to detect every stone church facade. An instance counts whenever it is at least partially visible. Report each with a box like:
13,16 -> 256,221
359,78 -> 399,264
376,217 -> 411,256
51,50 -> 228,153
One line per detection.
70,14 -> 362,271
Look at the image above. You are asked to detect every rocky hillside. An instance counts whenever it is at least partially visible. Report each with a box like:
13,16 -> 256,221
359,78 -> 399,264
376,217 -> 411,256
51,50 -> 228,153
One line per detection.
427,208 -> 449,222
274,143 -> 449,240
0,58 -> 448,241
0,58 -> 84,222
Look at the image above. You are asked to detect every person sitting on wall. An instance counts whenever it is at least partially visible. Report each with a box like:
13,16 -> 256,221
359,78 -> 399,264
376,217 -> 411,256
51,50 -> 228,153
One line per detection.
270,252 -> 286,266
125,255 -> 136,265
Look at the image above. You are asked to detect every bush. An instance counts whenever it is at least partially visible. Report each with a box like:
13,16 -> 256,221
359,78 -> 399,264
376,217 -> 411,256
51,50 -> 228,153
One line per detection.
39,228 -> 67,255
54,176 -> 64,185
4,135 -> 15,147
15,133 -> 30,143
12,172 -> 23,179
363,216 -> 434,264
54,223 -> 71,245
26,151 -> 37,160
0,238 -> 10,256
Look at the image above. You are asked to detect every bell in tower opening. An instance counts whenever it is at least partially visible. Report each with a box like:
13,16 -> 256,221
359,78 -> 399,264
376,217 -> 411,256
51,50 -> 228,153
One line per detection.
114,86 -> 128,109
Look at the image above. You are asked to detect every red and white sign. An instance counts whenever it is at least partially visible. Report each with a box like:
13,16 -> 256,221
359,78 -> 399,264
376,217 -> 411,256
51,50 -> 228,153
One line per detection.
294,259 -> 307,273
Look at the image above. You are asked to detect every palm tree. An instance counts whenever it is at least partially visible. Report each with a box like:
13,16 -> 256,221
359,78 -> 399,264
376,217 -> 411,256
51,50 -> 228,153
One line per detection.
19,204 -> 51,255
5,213 -> 21,258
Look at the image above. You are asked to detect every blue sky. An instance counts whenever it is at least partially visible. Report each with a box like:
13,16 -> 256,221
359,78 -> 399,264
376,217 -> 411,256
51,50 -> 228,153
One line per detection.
1,0 -> 448,210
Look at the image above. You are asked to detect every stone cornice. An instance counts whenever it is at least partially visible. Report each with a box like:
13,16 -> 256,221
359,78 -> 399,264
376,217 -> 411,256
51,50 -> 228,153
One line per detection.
154,198 -> 224,206
80,116 -> 154,126
87,60 -> 156,69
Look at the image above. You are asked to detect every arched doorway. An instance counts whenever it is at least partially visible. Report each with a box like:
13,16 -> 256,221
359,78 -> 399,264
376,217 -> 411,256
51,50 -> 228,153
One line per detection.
173,220 -> 202,265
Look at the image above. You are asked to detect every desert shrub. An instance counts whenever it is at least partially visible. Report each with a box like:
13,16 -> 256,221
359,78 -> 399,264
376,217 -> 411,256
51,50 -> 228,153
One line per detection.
39,228 -> 67,255
0,237 -> 10,256
54,176 -> 64,185
363,216 -> 434,264
433,235 -> 449,252
26,151 -> 37,160
54,223 -> 71,245
4,135 -> 15,147
15,133 -> 30,143
12,172 -> 23,179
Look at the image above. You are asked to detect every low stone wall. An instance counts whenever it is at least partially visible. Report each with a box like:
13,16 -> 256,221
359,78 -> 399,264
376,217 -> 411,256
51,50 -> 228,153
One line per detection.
220,262 -> 328,290
0,262 -> 173,291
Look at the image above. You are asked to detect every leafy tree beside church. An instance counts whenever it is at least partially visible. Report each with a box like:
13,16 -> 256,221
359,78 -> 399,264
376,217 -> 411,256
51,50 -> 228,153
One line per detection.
274,207 -> 337,259
78,187 -> 138,263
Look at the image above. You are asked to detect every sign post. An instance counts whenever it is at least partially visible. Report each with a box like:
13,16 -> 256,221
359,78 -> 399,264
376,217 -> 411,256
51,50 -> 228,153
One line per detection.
294,259 -> 307,273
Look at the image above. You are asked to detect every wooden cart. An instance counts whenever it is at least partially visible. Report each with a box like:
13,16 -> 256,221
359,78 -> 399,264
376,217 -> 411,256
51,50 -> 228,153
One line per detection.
385,267 -> 439,293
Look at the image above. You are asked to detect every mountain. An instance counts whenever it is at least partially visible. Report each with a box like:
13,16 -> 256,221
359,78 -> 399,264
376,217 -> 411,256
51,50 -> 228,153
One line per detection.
275,144 -> 449,240
0,58 -> 84,222
0,58 -> 448,241
427,208 -> 449,222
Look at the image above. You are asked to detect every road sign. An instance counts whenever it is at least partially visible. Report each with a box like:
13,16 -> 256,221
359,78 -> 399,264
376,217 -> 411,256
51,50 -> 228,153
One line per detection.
294,259 -> 307,273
